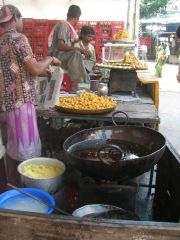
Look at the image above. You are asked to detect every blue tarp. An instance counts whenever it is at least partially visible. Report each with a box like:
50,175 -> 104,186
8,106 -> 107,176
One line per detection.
166,24 -> 179,32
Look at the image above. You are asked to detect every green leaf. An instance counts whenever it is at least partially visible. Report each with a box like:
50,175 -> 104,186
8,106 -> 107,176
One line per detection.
140,0 -> 171,18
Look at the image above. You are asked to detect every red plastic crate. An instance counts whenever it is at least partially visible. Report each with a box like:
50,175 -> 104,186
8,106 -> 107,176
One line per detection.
23,26 -> 34,35
33,26 -> 49,36
33,44 -> 48,53
111,28 -> 121,34
111,21 -> 124,29
23,18 -> 34,30
33,42 -> 48,53
111,21 -> 124,38
97,21 -> 111,28
89,21 -> 98,28
23,18 -> 34,24
34,40 -> 47,48
96,28 -> 111,37
22,18 -> 34,37
95,37 -> 111,45
34,19 -> 48,27
139,37 -> 152,49
34,49 -> 47,61
33,37 -> 48,54
76,21 -> 88,28
33,34 -> 48,41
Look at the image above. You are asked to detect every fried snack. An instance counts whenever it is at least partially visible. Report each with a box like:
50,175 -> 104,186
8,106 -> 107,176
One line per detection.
123,53 -> 148,70
113,29 -> 129,40
123,53 -> 138,64
58,92 -> 117,110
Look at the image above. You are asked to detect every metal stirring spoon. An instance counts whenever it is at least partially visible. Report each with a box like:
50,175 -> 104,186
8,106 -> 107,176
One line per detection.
7,183 -> 70,216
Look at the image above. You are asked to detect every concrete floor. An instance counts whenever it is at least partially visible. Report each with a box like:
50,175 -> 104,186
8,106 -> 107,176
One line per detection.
148,62 -> 180,156
135,61 -> 180,221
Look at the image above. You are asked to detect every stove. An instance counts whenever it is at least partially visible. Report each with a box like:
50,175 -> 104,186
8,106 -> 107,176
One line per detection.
54,168 -> 138,217
108,69 -> 137,96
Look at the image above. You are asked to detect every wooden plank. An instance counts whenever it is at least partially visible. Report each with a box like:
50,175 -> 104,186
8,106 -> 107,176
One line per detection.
37,101 -> 159,125
137,71 -> 159,110
137,91 -> 155,104
154,143 -> 180,222
137,71 -> 158,84
0,210 -> 180,240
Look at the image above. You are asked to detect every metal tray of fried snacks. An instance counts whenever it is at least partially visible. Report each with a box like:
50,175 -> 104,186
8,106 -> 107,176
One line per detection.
55,106 -> 116,114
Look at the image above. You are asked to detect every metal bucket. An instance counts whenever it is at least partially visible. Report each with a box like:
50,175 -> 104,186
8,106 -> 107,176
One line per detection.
17,158 -> 66,194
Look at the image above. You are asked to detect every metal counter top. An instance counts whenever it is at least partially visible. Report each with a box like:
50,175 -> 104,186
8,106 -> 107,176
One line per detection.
37,91 -> 159,125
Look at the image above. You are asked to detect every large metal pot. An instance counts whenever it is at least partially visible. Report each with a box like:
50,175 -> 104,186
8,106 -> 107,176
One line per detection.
18,158 -> 66,194
63,113 -> 166,181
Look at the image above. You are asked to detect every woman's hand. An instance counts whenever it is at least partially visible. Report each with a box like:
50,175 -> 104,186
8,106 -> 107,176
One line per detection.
51,57 -> 61,66
38,68 -> 52,77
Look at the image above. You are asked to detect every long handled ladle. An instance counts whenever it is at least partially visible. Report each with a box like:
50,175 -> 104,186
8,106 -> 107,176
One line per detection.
7,183 -> 70,216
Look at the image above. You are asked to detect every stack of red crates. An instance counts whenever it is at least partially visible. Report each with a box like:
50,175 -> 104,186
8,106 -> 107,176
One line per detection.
95,21 -> 112,62
33,19 -> 49,61
22,18 -> 124,63
111,21 -> 124,38
75,21 -> 89,35
88,21 -> 98,46
48,20 -> 59,35
23,18 -> 34,48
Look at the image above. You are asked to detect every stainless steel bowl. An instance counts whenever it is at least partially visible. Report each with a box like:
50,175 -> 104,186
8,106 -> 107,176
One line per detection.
72,204 -> 140,220
17,158 -> 66,194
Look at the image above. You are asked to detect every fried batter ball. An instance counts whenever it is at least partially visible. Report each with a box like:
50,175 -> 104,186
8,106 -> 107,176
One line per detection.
58,92 -> 117,110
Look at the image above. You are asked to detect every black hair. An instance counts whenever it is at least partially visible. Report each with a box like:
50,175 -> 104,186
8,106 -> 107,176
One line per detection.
176,25 -> 180,39
67,5 -> 82,18
80,26 -> 96,36
0,4 -> 22,27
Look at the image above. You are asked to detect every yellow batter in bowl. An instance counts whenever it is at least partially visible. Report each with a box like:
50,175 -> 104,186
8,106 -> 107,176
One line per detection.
22,164 -> 63,179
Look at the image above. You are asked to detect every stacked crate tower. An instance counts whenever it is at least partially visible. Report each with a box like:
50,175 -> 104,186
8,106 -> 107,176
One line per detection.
22,19 -> 124,63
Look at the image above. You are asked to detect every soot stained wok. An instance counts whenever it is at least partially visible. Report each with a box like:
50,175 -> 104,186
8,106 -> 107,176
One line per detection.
63,112 -> 166,181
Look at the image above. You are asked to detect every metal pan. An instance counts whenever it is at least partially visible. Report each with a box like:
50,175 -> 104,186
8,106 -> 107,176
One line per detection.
63,111 -> 166,181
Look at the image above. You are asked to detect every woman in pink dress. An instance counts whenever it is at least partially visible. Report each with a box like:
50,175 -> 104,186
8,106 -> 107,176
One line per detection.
0,5 -> 61,185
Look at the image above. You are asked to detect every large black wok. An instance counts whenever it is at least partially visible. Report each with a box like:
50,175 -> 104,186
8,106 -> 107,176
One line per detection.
63,114 -> 166,181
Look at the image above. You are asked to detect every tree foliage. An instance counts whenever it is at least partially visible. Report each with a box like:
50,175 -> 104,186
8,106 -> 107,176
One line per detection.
140,0 -> 172,18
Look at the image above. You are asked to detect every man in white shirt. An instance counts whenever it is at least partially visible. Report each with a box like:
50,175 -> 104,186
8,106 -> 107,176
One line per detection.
74,26 -> 96,82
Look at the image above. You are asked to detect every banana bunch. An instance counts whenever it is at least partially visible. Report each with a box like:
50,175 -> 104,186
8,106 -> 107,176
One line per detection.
113,29 -> 129,40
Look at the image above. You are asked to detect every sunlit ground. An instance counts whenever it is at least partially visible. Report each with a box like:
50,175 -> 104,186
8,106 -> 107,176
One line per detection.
147,61 -> 180,92
146,61 -> 180,155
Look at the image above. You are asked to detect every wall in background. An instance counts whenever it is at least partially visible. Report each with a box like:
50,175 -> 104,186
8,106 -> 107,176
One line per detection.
2,0 -> 128,21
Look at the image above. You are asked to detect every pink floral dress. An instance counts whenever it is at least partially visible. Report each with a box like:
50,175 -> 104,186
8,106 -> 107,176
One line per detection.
0,29 -> 41,161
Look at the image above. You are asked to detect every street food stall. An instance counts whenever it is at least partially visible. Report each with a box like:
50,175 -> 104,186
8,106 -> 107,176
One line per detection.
0,1 -> 180,239
1,68 -> 180,239
1,34 -> 180,240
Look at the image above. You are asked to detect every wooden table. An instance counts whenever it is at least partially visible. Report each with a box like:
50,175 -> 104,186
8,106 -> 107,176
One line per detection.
137,70 -> 159,111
